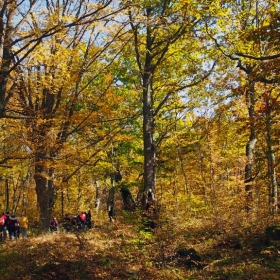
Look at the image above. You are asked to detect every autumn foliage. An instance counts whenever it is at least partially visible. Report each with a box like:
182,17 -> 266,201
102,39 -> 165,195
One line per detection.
0,0 -> 280,278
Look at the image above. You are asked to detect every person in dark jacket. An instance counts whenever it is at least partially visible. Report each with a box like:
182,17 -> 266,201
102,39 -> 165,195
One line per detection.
49,217 -> 58,233
63,214 -> 71,232
8,214 -> 19,240
86,210 -> 92,229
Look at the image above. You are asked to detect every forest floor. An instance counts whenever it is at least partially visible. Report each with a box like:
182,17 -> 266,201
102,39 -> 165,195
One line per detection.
0,214 -> 280,280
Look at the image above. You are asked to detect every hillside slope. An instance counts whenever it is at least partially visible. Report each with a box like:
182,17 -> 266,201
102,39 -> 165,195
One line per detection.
0,218 -> 279,280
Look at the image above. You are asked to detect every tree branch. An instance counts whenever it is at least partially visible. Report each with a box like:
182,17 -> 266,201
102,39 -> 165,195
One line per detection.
154,61 -> 216,116
235,52 -> 280,61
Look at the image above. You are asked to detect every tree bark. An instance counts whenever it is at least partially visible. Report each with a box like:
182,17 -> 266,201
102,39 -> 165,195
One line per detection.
139,6 -> 158,210
264,93 -> 278,214
95,180 -> 101,211
142,71 -> 156,209
244,82 -> 257,212
267,143 -> 278,214
0,1 -> 15,117
5,178 -> 9,211
34,154 -> 55,231
108,186 -> 115,222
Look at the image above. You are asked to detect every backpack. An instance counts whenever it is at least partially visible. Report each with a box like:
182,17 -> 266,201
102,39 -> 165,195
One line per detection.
8,218 -> 17,227
0,215 -> 5,226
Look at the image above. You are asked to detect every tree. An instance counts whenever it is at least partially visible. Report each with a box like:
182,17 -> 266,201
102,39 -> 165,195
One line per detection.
9,0 -> 127,230
123,0 -> 216,210
0,0 -> 118,119
207,0 -> 280,213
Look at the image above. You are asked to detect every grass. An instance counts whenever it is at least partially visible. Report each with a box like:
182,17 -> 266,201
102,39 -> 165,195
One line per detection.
0,215 -> 280,280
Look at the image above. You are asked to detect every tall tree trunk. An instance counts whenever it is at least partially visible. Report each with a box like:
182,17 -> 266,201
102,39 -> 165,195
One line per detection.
267,143 -> 278,214
177,147 -> 189,195
0,1 -> 15,118
129,6 -> 157,211
12,182 -> 21,215
142,73 -> 156,210
22,193 -> 27,215
107,145 -> 116,221
107,184 -> 116,222
129,3 -> 193,211
140,7 -> 157,210
245,82 -> 257,212
95,180 -> 101,211
61,190 -> 64,217
34,154 -> 55,231
60,179 -> 68,217
264,93 -> 278,214
5,178 -> 9,211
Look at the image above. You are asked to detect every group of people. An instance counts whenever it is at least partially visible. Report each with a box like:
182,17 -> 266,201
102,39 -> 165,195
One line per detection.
0,210 -> 93,239
50,210 -> 92,233
0,211 -> 28,241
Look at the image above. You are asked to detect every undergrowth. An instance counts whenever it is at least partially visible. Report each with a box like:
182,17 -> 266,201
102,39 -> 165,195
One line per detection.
0,214 -> 280,280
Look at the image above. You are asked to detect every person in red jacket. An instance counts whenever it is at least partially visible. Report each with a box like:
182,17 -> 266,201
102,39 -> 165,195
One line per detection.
78,212 -> 86,230
0,212 -> 8,241
3,211 -> 9,240
79,212 -> 86,223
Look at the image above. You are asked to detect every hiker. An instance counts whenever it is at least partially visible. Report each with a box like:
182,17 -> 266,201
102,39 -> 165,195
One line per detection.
86,210 -> 92,229
20,213 -> 28,239
49,217 -> 58,233
0,212 -> 8,241
8,214 -> 20,240
78,212 -> 86,231
79,212 -> 86,224
71,214 -> 79,230
71,214 -> 77,226
63,213 -> 71,232
3,211 -> 10,240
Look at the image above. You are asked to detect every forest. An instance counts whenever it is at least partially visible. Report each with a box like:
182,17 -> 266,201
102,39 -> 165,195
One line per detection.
0,0 -> 280,279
